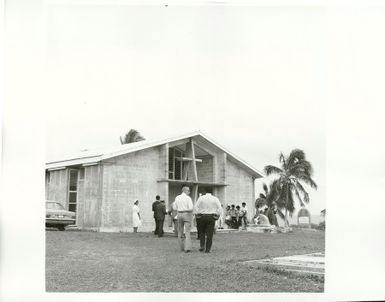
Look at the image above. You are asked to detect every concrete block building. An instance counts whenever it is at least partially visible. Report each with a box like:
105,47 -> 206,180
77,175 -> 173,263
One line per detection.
45,131 -> 263,231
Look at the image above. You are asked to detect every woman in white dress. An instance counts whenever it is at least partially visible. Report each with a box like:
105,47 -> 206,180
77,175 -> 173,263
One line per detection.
132,200 -> 141,233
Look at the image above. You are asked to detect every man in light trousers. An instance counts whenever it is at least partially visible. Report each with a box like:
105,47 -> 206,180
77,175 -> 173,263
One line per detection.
173,186 -> 194,253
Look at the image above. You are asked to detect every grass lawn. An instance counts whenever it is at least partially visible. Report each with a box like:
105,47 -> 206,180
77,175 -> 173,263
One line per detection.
46,229 -> 325,292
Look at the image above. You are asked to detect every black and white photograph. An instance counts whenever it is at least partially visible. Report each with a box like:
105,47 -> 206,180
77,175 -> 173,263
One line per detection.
43,1 -> 326,293
2,0 -> 385,301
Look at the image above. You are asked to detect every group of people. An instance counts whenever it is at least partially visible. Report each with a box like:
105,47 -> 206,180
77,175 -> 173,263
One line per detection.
131,197 -> 168,235
132,187 -> 222,253
173,186 -> 222,253
254,201 -> 279,227
223,203 -> 248,230
131,187 -> 281,253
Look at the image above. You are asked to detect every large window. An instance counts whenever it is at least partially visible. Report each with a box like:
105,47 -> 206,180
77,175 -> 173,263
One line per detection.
168,148 -> 184,180
68,169 -> 78,215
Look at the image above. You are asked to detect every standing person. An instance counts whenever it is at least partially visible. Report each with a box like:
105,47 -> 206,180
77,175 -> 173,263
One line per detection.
132,200 -> 141,233
240,202 -> 248,230
174,186 -> 194,253
195,214 -> 202,240
229,205 -> 237,229
216,204 -> 225,230
224,205 -> 231,228
170,202 -> 178,237
195,193 -> 203,240
194,189 -> 222,253
152,195 -> 161,235
266,202 -> 279,227
235,205 -> 241,229
155,200 -> 167,237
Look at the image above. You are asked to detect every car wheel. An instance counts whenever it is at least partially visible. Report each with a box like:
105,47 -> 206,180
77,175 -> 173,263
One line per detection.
58,225 -> 65,231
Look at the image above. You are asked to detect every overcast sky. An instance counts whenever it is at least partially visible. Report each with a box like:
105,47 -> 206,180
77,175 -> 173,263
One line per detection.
44,4 -> 326,215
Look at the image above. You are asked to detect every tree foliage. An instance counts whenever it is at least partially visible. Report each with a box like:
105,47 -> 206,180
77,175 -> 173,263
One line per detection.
263,149 -> 317,226
120,129 -> 145,144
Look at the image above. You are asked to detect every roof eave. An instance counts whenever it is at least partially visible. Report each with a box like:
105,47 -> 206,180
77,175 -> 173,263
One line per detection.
45,130 -> 265,178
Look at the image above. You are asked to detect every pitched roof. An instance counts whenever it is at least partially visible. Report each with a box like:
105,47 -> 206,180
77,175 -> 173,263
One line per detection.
46,130 -> 264,178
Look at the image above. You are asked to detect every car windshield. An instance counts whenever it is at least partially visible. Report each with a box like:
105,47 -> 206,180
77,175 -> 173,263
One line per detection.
46,202 -> 65,210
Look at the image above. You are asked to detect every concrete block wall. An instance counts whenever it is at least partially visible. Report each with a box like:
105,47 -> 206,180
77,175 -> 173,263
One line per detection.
77,165 -> 103,229
213,186 -> 226,207
193,136 -> 225,183
169,184 -> 182,205
45,169 -> 68,208
196,156 -> 214,182
100,147 -> 163,232
225,159 -> 255,221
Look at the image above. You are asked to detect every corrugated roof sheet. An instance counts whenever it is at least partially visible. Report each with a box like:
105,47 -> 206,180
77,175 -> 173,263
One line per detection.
46,130 -> 264,178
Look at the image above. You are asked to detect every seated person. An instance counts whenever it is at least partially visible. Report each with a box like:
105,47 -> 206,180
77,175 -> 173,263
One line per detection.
254,213 -> 270,225
254,204 -> 271,226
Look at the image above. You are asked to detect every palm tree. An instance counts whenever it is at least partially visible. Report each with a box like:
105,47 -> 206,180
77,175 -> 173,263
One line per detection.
120,129 -> 145,144
257,180 -> 287,225
264,149 -> 317,226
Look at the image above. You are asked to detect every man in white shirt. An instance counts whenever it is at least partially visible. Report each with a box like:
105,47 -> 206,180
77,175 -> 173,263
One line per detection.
194,189 -> 222,253
240,202 -> 248,230
173,186 -> 194,252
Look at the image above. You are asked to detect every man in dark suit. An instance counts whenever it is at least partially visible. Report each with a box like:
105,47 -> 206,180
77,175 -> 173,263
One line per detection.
155,200 -> 167,237
152,195 -> 161,235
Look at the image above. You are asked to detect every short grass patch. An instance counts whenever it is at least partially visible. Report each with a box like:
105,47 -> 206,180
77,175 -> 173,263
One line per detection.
46,229 -> 325,292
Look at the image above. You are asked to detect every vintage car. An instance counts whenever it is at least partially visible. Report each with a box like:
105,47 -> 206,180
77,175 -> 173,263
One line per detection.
46,201 -> 76,231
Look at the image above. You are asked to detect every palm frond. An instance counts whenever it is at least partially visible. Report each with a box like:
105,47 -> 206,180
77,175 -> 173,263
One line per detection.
307,177 -> 318,189
290,149 -> 306,160
255,197 -> 266,208
275,183 -> 290,210
263,183 -> 268,195
286,189 -> 295,214
270,178 -> 281,193
120,129 -> 145,144
264,165 -> 283,176
289,160 -> 314,177
276,208 -> 285,220
291,184 -> 305,207
286,149 -> 306,169
265,179 -> 281,206
290,169 -> 318,190
298,175 -> 318,190
279,152 -> 287,170
295,181 -> 310,203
